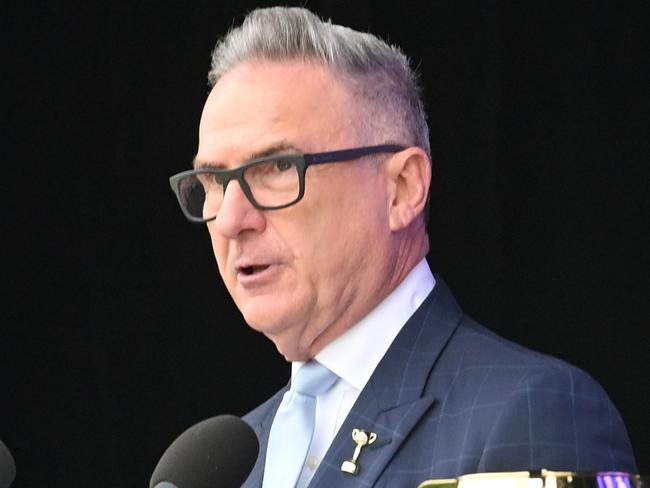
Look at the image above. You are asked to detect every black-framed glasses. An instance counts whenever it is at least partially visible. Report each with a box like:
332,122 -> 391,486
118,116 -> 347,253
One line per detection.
169,144 -> 405,223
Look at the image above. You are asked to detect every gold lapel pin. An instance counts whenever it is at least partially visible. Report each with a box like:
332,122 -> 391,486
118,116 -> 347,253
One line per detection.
340,428 -> 377,475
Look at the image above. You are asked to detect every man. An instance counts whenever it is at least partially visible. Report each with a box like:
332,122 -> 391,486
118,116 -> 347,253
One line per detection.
169,7 -> 637,487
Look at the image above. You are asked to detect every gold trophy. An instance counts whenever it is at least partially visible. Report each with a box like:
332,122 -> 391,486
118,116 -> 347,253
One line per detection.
340,428 -> 377,475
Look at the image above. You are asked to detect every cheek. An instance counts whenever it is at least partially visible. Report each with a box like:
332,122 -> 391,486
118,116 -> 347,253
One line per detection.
207,228 -> 230,275
293,205 -> 376,296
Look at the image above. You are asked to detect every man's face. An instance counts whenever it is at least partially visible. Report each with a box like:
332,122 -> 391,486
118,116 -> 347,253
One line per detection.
196,60 -> 396,361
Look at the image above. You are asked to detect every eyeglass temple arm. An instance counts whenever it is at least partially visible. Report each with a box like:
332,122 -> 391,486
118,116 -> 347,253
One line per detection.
305,144 -> 405,165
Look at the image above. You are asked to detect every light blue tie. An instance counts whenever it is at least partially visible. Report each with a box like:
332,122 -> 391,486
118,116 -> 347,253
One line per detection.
262,361 -> 338,488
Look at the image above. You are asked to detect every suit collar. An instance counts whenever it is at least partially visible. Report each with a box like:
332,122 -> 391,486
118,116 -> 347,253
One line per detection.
313,259 -> 435,392
370,276 -> 463,411
308,277 -> 463,487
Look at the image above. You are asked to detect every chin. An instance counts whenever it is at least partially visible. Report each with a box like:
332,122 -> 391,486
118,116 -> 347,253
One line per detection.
271,334 -> 314,362
236,290 -> 308,331
242,310 -> 315,359
240,303 -> 294,335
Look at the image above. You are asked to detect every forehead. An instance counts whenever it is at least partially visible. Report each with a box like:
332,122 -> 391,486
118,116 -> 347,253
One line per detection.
197,60 -> 358,164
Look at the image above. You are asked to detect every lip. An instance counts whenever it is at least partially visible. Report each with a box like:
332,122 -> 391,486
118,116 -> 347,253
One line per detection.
235,262 -> 283,288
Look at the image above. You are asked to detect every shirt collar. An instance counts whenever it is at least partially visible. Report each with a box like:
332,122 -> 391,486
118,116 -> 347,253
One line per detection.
292,258 -> 435,391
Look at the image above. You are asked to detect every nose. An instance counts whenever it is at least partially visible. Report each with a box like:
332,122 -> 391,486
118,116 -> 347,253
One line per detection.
210,179 -> 266,238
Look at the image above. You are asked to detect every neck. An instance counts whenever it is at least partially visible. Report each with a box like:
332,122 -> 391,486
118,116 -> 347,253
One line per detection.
299,226 -> 429,361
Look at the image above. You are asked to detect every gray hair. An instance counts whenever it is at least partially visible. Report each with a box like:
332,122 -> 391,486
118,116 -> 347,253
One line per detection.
207,7 -> 430,158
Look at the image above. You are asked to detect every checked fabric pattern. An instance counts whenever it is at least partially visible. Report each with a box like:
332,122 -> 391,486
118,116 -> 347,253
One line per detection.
242,278 -> 636,487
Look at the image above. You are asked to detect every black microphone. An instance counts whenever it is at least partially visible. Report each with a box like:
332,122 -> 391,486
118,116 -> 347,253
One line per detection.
0,440 -> 16,488
150,415 -> 259,488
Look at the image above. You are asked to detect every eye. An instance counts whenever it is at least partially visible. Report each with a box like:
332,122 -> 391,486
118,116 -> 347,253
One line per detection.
196,172 -> 227,191
274,159 -> 294,171
211,173 -> 226,185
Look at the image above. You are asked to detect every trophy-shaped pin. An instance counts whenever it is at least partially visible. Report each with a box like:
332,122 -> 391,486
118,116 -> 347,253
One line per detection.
340,428 -> 377,475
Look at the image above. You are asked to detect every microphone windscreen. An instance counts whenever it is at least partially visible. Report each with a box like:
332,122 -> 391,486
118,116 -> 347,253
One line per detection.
150,415 -> 259,488
0,440 -> 16,488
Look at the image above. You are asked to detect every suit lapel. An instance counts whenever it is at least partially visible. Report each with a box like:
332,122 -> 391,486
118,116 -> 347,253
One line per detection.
242,387 -> 287,488
309,278 -> 463,487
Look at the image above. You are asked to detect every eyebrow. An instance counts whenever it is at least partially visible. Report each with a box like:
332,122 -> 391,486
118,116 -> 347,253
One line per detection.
192,141 -> 303,169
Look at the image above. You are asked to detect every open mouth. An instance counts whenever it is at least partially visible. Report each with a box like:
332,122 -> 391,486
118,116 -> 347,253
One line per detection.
240,265 -> 271,276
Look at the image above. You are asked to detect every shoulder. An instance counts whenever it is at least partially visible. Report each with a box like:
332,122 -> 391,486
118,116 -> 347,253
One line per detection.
441,316 -> 587,383
443,318 -> 637,473
440,316 -> 626,426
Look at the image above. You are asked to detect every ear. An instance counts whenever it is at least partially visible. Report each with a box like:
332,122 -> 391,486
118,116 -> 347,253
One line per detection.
385,147 -> 431,231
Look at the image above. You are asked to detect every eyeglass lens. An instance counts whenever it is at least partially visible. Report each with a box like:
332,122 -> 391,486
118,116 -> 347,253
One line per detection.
177,158 -> 301,219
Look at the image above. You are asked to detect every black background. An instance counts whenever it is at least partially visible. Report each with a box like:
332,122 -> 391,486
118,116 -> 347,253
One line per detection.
3,2 -> 649,486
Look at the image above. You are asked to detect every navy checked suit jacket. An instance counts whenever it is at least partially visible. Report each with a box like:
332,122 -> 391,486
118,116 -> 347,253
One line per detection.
242,279 -> 637,487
